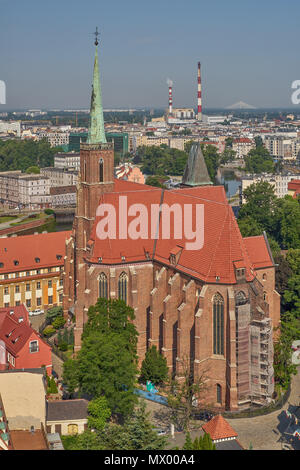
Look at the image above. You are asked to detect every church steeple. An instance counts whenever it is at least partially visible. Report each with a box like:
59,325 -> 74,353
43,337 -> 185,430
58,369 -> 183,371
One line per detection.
87,28 -> 107,144
181,142 -> 212,187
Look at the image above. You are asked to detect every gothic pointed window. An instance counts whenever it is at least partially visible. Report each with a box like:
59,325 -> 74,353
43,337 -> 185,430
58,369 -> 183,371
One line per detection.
216,383 -> 222,404
118,272 -> 128,304
99,272 -> 108,299
99,158 -> 104,182
213,293 -> 224,355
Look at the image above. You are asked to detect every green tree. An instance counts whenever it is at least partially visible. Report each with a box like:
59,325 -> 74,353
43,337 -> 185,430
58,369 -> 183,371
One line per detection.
145,175 -> 167,188
244,146 -> 274,173
238,181 -> 278,235
61,401 -> 167,451
68,327 -> 74,346
87,397 -> 111,431
183,432 -> 193,450
46,306 -> 63,324
182,432 -> 216,450
52,315 -> 66,330
275,196 -> 300,249
166,356 -> 208,432
0,139 -> 61,171
62,298 -> 139,417
237,216 -> 263,238
140,345 -> 168,386
26,165 -> 40,174
273,314 -> 298,390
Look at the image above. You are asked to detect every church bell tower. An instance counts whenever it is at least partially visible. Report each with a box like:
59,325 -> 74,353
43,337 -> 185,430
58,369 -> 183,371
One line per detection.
69,29 -> 114,350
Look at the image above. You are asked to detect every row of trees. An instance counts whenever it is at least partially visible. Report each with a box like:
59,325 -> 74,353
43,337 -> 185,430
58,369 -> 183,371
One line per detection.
0,139 -> 62,172
134,142 -> 236,185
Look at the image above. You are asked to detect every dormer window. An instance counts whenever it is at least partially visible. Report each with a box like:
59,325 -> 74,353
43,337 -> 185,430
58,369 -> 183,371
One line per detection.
14,260 -> 19,266
98,257 -> 102,263
234,263 -> 246,280
121,256 -> 126,262
0,263 -> 3,268
170,254 -> 176,265
35,257 -> 40,263
56,254 -> 62,260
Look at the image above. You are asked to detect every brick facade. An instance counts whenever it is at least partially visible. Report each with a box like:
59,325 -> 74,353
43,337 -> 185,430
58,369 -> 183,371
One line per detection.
63,138 -> 281,411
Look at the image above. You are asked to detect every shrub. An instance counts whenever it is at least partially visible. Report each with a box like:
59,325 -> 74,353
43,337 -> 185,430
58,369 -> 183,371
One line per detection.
47,376 -> 58,394
59,342 -> 68,351
43,326 -> 56,337
46,306 -> 63,323
44,208 -> 54,215
52,316 -> 66,330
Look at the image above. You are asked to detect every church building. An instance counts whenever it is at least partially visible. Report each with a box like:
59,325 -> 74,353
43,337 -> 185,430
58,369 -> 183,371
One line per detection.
63,35 -> 280,411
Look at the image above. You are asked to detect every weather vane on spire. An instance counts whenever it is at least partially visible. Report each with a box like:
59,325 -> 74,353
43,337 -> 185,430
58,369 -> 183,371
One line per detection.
94,27 -> 99,46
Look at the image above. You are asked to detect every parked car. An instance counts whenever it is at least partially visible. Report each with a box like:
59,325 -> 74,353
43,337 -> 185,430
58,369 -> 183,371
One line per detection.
29,308 -> 44,316
193,411 -> 214,422
153,428 -> 167,436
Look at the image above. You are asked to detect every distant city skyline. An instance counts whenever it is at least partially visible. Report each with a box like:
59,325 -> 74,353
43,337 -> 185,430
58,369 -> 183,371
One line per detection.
1,0 -> 300,110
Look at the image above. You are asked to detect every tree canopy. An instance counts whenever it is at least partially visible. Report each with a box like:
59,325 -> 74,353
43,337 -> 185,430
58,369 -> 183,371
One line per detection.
0,139 -> 62,171
140,345 -> 168,386
244,146 -> 274,173
63,298 -> 139,417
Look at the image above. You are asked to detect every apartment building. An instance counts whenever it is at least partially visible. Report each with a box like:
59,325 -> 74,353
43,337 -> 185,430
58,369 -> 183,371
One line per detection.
0,231 -> 71,311
0,171 -> 51,209
232,138 -> 255,159
0,121 -> 21,137
40,167 -> 78,187
37,131 -> 69,148
50,186 -> 76,207
264,135 -> 300,161
240,172 -> 299,203
54,152 -> 80,170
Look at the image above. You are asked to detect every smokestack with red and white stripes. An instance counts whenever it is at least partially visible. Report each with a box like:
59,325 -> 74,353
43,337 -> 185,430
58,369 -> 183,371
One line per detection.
197,61 -> 202,121
167,78 -> 173,116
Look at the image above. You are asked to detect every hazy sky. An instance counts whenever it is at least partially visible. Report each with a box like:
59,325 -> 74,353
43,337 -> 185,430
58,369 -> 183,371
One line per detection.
1,0 -> 300,110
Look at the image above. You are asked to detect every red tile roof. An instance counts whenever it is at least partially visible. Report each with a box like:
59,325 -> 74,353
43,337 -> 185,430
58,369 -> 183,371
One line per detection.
0,231 -> 71,274
202,414 -> 238,440
0,305 -> 29,324
10,430 -> 48,450
243,235 -> 273,270
0,314 -> 34,355
233,138 -> 253,144
87,181 -> 259,284
0,306 -> 47,356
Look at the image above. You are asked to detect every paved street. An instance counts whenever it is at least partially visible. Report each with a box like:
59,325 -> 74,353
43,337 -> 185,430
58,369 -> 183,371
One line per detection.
143,366 -> 300,450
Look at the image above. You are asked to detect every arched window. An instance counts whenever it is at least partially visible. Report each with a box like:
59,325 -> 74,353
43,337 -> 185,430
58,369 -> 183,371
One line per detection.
99,272 -> 108,299
99,158 -> 104,182
262,273 -> 267,281
216,383 -> 222,404
235,290 -> 247,306
213,293 -> 224,355
118,272 -> 128,304
263,292 -> 267,301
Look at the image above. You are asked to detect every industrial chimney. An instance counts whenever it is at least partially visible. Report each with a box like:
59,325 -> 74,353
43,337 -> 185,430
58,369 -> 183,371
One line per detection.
197,62 -> 202,121
167,78 -> 173,116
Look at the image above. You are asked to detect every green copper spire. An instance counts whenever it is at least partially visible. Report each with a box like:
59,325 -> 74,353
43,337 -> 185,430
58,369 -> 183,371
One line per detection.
87,28 -> 107,144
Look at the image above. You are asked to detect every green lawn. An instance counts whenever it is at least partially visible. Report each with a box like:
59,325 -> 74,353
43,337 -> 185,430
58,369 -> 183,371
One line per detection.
0,215 -> 19,224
